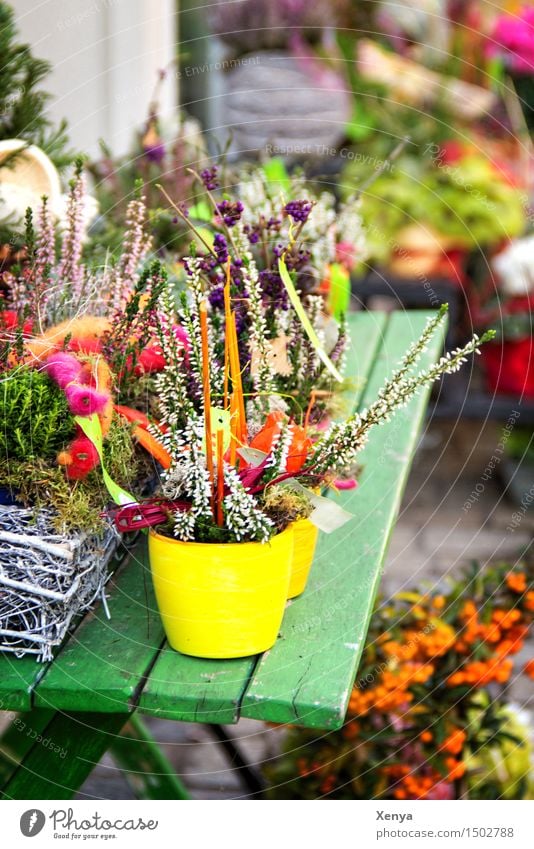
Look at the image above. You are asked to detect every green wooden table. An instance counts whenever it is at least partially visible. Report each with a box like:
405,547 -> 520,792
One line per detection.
0,311 -> 445,800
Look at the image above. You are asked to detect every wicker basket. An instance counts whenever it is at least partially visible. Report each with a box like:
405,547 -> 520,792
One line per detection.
0,504 -> 120,662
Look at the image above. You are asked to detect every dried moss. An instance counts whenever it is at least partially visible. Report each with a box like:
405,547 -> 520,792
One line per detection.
261,485 -> 313,532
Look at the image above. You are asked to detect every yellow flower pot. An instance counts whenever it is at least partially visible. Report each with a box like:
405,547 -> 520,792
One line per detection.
287,519 -> 319,599
148,525 -> 294,658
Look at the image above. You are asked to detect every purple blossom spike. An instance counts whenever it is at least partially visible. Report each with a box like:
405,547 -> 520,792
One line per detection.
284,199 -> 313,223
213,233 -> 229,264
200,166 -> 219,191
216,200 -> 244,228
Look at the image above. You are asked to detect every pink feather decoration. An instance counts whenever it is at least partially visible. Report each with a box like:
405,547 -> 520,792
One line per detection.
64,384 -> 109,415
45,351 -> 110,415
45,352 -> 83,388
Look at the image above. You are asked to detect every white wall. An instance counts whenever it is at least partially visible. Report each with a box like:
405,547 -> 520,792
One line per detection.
12,0 -> 178,157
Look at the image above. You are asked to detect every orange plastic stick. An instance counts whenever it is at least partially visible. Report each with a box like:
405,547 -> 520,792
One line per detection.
132,426 -> 172,469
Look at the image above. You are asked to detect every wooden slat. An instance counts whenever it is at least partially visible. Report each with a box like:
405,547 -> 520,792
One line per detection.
110,714 -> 191,799
1,711 -> 129,800
33,543 -> 165,713
240,311 -> 445,729
136,312 -> 388,724
0,709 -> 55,789
138,651 -> 255,724
0,656 -> 47,714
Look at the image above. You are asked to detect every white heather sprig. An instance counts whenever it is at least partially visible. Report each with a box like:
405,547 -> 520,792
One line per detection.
173,508 -> 196,541
160,418 -> 213,541
153,283 -> 192,427
311,328 -> 492,475
242,257 -> 276,395
223,464 -> 274,542
178,295 -> 203,400
301,294 -> 324,378
184,255 -> 223,398
263,423 -> 293,482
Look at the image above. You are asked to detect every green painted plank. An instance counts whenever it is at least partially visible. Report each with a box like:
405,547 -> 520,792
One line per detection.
110,714 -> 191,799
240,310 -> 446,729
1,711 -> 130,799
33,543 -> 165,713
0,709 -> 55,789
136,312 -> 388,724
0,656 -> 47,713
138,650 -> 255,725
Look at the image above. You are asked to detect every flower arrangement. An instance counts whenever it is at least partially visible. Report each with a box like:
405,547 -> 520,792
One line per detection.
0,163 -> 172,660
471,236 -> 534,397
0,164 -> 162,532
265,559 -> 534,799
129,167 -> 490,539
115,199 -> 491,657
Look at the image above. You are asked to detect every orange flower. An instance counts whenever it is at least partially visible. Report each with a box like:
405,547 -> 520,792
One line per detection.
525,591 -> 534,612
440,728 -> 466,755
445,757 -> 466,781
420,730 -> 433,743
506,572 -> 527,593
524,659 -> 534,679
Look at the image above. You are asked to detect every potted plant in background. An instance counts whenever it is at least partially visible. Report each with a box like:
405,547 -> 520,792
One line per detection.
475,234 -> 534,398
340,145 -> 525,284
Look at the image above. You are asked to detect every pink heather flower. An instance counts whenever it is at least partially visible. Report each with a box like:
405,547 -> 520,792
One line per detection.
58,172 -> 86,299
487,6 -> 534,74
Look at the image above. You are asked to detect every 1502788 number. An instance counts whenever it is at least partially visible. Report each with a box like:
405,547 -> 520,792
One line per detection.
467,828 -> 514,838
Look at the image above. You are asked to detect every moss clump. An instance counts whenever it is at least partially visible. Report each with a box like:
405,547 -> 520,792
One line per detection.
261,485 -> 313,532
0,366 -> 75,461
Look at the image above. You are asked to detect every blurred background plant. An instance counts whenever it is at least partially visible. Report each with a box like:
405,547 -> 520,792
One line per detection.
265,559 -> 534,799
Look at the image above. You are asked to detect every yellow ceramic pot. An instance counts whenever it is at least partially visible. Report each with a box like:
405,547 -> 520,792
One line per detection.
148,525 -> 294,658
287,518 -> 319,599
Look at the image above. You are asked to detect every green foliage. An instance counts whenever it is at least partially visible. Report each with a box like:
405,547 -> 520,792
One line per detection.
0,365 -> 74,461
0,2 -> 74,168
341,154 -> 526,261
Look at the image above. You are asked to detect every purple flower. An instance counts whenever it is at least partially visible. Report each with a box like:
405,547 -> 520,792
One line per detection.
217,200 -> 244,227
200,166 -> 219,191
208,285 -> 225,309
259,270 -> 289,310
284,199 -> 313,223
142,122 -> 166,164
214,233 -> 229,263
